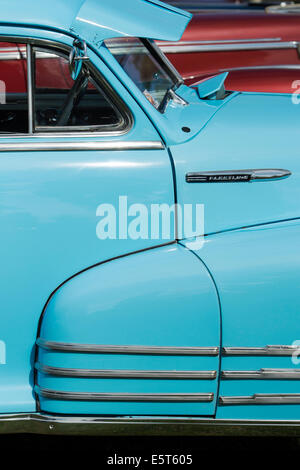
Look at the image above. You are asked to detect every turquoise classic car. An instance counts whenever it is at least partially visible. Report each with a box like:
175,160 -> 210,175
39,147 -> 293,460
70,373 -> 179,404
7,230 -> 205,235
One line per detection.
0,0 -> 300,436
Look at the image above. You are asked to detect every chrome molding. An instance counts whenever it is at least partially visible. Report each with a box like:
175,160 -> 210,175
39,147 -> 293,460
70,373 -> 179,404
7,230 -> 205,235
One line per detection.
222,369 -> 300,380
0,141 -> 164,152
159,39 -> 298,54
223,345 -> 299,356
37,339 -> 219,356
0,50 -> 21,60
110,38 -> 288,55
161,37 -> 282,45
2,414 -> 300,436
0,47 -> 53,60
266,4 -> 300,14
220,64 -> 300,72
27,44 -> 34,135
220,394 -> 300,405
186,169 -> 291,183
36,363 -> 217,379
108,37 -> 297,55
36,388 -> 214,403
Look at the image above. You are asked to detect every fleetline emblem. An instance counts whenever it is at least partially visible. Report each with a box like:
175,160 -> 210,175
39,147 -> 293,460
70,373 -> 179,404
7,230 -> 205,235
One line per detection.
186,169 -> 291,183
187,174 -> 251,183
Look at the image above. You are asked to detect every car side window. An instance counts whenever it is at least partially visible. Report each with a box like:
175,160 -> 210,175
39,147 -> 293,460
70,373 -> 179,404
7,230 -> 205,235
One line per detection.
33,48 -> 123,132
0,42 -> 28,133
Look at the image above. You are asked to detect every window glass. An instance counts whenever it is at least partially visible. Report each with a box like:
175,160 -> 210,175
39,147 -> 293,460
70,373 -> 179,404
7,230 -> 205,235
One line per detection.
34,49 -> 121,131
105,37 -> 176,109
0,42 -> 28,133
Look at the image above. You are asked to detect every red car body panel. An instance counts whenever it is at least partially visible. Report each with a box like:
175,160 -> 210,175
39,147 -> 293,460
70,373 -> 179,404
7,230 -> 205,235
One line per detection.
1,11 -> 300,96
189,67 -> 300,93
224,67 -> 300,93
157,11 -> 300,93
0,43 -> 27,93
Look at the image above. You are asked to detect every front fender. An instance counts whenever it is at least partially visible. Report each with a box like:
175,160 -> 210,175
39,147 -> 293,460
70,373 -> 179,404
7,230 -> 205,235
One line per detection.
35,243 -> 220,416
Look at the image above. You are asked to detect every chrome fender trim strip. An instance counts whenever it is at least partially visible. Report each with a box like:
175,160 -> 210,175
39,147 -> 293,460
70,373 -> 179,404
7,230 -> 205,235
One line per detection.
36,363 -> 217,379
222,369 -> 300,380
36,387 -> 214,403
0,141 -> 165,152
223,345 -> 298,356
219,394 -> 300,405
36,339 -> 219,356
2,414 -> 300,436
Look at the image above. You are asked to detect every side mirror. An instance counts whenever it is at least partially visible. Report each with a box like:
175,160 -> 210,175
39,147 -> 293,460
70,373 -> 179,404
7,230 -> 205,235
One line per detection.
69,39 -> 90,80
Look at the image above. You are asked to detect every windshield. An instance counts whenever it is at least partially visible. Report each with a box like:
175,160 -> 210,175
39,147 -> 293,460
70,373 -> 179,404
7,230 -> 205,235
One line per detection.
104,37 -> 180,110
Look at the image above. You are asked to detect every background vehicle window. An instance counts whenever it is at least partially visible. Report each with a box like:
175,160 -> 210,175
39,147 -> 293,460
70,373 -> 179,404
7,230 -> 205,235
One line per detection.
34,49 -> 121,131
0,42 -> 28,133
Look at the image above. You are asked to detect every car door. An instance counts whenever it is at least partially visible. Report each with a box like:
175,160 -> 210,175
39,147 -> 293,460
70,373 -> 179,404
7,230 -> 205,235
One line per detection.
172,87 -> 300,421
0,33 -> 221,415
182,220 -> 300,421
0,35 -> 173,412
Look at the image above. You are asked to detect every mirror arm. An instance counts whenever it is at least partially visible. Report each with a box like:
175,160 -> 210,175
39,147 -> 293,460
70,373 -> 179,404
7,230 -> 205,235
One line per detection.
69,39 -> 90,80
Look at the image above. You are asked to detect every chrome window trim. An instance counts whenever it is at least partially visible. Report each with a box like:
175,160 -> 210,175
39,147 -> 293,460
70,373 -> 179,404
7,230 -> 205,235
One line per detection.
36,387 -> 214,403
36,339 -> 219,356
36,363 -> 217,379
222,369 -> 300,380
32,43 -> 131,135
0,131 -> 132,138
27,44 -> 34,134
219,394 -> 300,405
223,345 -> 298,356
2,414 -> 300,436
0,35 -> 134,138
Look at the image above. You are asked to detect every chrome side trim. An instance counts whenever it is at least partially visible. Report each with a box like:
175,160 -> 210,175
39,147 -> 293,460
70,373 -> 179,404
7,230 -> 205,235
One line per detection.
222,369 -> 300,380
160,38 -> 282,45
111,38 -> 286,55
2,414 -> 300,436
36,364 -> 217,379
37,339 -> 219,356
159,40 -> 298,54
0,48 -> 53,60
220,394 -> 300,405
186,169 -> 291,183
36,388 -> 214,403
0,51 -> 21,60
220,64 -> 300,72
0,141 -> 165,152
266,4 -> 300,13
223,345 -> 299,356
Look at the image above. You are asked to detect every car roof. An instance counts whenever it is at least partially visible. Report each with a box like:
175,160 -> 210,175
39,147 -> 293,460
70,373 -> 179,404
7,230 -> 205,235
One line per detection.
0,0 -> 192,42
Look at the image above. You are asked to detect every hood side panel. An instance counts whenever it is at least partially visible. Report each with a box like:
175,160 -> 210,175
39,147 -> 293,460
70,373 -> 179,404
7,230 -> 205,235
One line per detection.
170,92 -> 300,235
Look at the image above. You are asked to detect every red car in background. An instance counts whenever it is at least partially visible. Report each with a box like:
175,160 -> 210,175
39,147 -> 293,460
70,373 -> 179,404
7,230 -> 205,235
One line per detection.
159,3 -> 300,93
2,4 -> 300,99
